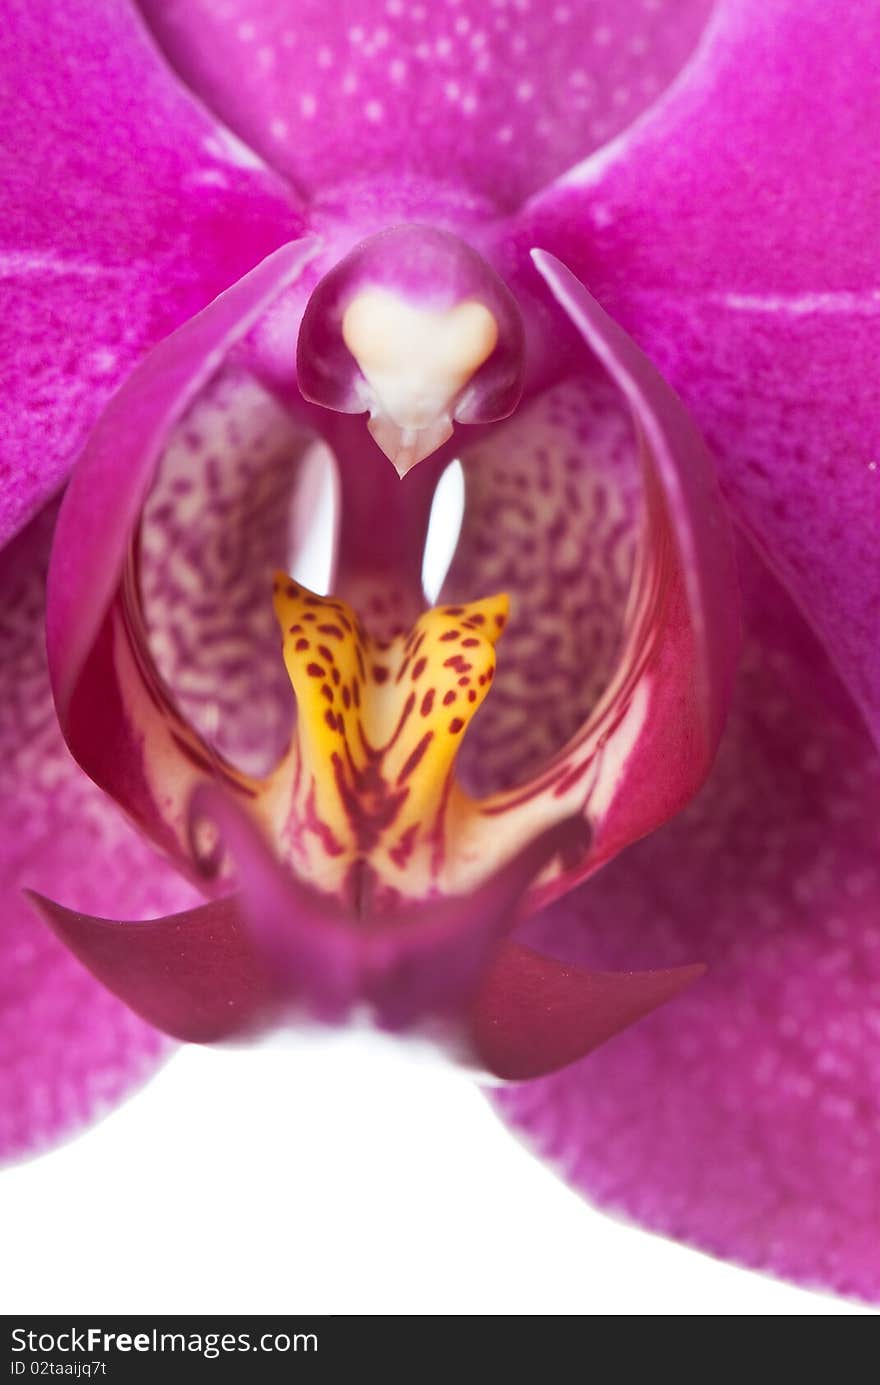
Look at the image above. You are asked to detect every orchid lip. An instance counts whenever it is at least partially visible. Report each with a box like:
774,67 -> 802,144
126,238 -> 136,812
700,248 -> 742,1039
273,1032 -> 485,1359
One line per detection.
40,230 -> 736,1065
47,240 -> 737,911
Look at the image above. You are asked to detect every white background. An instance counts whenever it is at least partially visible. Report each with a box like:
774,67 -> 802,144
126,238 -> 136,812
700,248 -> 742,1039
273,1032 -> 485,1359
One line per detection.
0,1035 -> 873,1316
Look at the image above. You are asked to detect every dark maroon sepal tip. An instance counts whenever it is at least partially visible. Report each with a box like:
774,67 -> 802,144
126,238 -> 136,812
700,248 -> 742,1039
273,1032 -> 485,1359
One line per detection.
471,941 -> 705,1080
27,890 -> 278,1043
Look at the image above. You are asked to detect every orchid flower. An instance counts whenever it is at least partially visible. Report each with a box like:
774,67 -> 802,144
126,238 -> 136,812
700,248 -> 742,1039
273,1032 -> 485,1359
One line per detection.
2,0 -> 878,1303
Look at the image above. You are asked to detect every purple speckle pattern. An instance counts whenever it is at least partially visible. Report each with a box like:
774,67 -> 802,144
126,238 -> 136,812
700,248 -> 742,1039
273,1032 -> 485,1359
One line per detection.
496,550 -> 880,1300
444,378 -> 640,795
0,508 -> 199,1164
139,0 -> 713,208
140,368 -> 310,776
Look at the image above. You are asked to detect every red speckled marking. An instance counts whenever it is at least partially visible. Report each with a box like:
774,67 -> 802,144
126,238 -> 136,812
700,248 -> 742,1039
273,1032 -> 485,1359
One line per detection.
271,578 -> 509,898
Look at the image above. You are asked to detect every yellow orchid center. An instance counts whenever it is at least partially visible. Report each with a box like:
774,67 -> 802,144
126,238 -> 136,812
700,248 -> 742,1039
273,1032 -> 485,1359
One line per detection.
268,576 -> 508,899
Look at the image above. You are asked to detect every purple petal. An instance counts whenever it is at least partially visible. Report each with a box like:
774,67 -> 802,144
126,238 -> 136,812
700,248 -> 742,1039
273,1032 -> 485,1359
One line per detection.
534,254 -> 737,741
1,0 -> 302,550
446,255 -> 739,901
0,507 -> 198,1164
47,240 -> 318,868
495,550 -> 880,1300
139,0 -> 713,209
518,0 -> 880,743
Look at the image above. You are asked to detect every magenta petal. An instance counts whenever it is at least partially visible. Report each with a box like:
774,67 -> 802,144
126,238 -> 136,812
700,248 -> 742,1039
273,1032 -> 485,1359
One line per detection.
520,0 -> 880,743
531,252 -> 737,747
450,254 -> 739,899
47,240 -> 317,865
139,0 -> 713,208
0,507 -> 198,1164
30,893 -> 272,1045
1,0 -> 302,550
495,555 -> 880,1300
472,944 -> 704,1081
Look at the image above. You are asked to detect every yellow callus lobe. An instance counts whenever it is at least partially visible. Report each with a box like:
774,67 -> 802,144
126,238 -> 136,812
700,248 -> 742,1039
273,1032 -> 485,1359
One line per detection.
270,576 -> 508,897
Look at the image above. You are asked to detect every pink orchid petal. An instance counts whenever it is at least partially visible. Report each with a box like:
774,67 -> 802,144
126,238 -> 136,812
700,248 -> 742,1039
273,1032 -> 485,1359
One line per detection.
47,240 -> 318,867
1,0 -> 302,551
535,254 -> 738,744
0,507 -> 198,1164
518,0 -> 880,744
447,254 -> 739,902
495,551 -> 880,1300
472,944 -> 704,1082
139,0 -> 713,209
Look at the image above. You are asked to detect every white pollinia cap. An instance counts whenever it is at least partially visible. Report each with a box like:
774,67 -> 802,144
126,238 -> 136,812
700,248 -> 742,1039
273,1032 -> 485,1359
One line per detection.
342,287 -> 498,475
